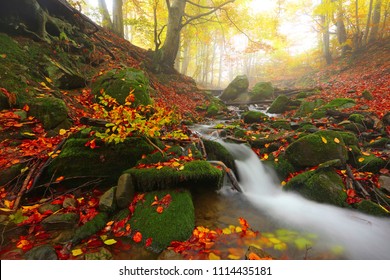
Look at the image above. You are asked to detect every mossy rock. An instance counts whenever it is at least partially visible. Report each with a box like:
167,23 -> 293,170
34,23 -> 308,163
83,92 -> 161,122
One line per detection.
129,189 -> 194,252
91,67 -> 152,107
250,82 -> 274,101
283,169 -> 347,207
220,75 -> 249,101
46,137 -> 155,185
72,212 -> 109,245
340,122 -> 366,134
361,90 -> 374,100
270,120 -> 291,130
267,95 -> 290,114
124,160 -> 224,192
45,56 -> 85,89
337,131 -> 359,146
41,213 -> 79,231
203,139 -> 236,174
295,99 -> 324,117
322,98 -> 356,110
364,138 -> 390,148
265,155 -> 296,181
28,97 -> 68,129
241,110 -> 269,124
285,130 -> 348,168
350,154 -> 387,173
206,104 -> 219,117
297,124 -> 318,133
355,200 -> 389,217
0,163 -> 24,186
310,109 -> 327,119
348,114 -> 365,125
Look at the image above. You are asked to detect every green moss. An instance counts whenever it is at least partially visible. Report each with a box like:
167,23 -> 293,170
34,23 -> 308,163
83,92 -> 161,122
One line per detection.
92,68 -> 152,107
124,160 -> 224,192
351,154 -> 386,173
337,131 -> 359,146
206,104 -> 219,117
0,164 -> 24,186
355,200 -> 389,217
220,75 -> 249,101
241,111 -> 269,124
265,155 -> 296,180
295,99 -> 324,117
285,130 -> 348,168
203,139 -> 236,173
72,212 -> 109,245
129,189 -> 194,252
47,137 -> 155,185
250,82 -> 274,101
361,90 -> 374,100
322,98 -> 356,110
271,120 -> 291,130
267,95 -> 290,114
28,97 -> 68,129
234,128 -> 246,138
364,138 -> 390,148
348,114 -> 365,125
284,169 -> 347,207
340,122 -> 366,134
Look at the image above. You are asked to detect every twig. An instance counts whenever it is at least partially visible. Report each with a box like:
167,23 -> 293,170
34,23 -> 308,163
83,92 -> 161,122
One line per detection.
346,164 -> 370,197
208,160 -> 242,192
144,137 -> 165,156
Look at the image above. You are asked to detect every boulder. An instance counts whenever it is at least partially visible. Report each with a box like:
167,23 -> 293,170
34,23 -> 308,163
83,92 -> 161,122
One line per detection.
24,245 -> 57,260
116,174 -> 136,209
129,189 -> 195,252
267,95 -> 290,114
28,97 -> 68,130
283,169 -> 347,207
203,139 -> 236,174
379,176 -> 390,193
41,213 -> 79,231
91,67 -> 152,107
99,187 -> 117,213
72,212 -> 109,245
241,110 -> 269,124
220,75 -> 249,101
46,137 -> 155,185
285,130 -> 348,168
123,160 -> 224,192
45,56 -> 85,89
250,82 -> 274,101
355,200 -> 389,217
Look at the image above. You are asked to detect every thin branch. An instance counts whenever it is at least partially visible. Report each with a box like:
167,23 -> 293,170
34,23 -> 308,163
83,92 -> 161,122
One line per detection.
186,0 -> 218,9
182,0 -> 235,27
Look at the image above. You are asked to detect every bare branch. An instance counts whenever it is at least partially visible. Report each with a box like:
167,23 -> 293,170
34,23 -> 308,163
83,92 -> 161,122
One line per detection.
186,0 -> 217,9
165,0 -> 170,9
182,0 -> 235,27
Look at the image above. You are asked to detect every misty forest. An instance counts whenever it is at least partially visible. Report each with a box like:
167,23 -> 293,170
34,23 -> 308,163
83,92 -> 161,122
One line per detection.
0,0 -> 389,260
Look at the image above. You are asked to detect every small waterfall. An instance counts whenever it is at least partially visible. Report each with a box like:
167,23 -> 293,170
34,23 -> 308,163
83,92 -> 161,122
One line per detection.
222,142 -> 390,259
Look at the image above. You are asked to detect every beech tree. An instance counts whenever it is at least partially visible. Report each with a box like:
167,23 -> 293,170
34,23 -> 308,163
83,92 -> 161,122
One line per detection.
153,0 -> 235,73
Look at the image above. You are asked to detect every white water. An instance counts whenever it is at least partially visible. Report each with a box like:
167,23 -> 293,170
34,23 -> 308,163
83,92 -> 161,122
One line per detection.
222,142 -> 390,259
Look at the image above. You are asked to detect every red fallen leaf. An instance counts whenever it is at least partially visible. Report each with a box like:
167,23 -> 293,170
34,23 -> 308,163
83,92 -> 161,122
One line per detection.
145,238 -> 153,247
239,217 -> 250,231
133,232 -> 142,243
156,206 -> 164,214
346,189 -> 357,198
380,169 -> 389,175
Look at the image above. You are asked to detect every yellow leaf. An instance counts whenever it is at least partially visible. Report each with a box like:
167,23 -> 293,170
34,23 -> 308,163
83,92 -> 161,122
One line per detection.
321,136 -> 327,144
235,226 -> 242,233
178,165 -> 185,171
100,235 -> 108,241
59,129 -> 67,135
281,181 -> 286,186
4,200 -> 13,209
156,165 -> 163,170
263,154 -> 269,160
362,152 -> 370,156
334,137 -> 340,143
228,254 -> 241,260
222,228 -> 232,235
265,143 -> 270,148
269,237 -> 281,244
171,162 -> 180,167
0,207 -> 13,212
104,239 -> 117,245
358,158 -> 365,162
72,249 -> 83,256
45,77 -> 53,83
209,252 -> 221,260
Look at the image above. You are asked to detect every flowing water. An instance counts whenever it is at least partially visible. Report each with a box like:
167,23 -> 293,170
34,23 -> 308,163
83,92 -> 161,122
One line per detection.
219,142 -> 390,259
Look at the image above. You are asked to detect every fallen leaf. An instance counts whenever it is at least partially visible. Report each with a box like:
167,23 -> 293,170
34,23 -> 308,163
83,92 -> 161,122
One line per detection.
133,232 -> 142,243
321,136 -> 328,144
104,239 -> 117,245
358,158 -> 365,162
156,206 -> 164,214
72,249 -> 83,256
209,252 -> 221,260
334,138 -> 340,143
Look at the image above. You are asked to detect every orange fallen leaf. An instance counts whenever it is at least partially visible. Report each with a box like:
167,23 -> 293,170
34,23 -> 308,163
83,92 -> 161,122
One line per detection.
334,137 -> 340,143
133,232 -> 142,243
156,206 -> 164,214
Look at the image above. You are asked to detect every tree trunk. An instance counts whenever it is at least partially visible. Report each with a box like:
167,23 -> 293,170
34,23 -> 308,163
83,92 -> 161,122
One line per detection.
158,0 -> 186,72
180,41 -> 190,75
112,0 -> 124,37
335,1 -> 349,54
321,14 -> 332,64
98,0 -> 112,29
368,0 -> 382,43
363,0 -> 374,45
